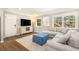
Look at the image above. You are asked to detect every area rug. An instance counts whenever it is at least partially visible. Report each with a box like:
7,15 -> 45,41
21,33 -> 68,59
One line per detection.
16,35 -> 46,51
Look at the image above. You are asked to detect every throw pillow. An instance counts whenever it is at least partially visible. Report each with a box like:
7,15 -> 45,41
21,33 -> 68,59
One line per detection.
68,31 -> 79,49
60,28 -> 69,34
52,31 -> 71,44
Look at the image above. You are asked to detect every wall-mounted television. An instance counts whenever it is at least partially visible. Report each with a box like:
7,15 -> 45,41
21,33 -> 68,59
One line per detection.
21,19 -> 31,26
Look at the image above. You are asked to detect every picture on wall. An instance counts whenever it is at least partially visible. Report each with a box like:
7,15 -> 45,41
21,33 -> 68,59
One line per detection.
64,15 -> 75,28
37,19 -> 41,26
54,16 -> 62,27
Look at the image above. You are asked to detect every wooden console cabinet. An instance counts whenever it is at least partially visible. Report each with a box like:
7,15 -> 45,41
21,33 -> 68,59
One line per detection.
21,26 -> 33,34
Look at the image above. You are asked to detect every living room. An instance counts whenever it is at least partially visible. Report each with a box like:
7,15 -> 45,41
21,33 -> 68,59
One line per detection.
0,8 -> 79,51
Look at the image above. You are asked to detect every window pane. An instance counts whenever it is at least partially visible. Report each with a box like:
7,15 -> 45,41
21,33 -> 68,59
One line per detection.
54,16 -> 62,27
37,19 -> 41,26
43,16 -> 50,26
64,15 -> 75,28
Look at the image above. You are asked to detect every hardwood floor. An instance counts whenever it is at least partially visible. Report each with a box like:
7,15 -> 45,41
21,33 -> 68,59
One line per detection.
0,40 -> 28,51
0,32 -> 34,51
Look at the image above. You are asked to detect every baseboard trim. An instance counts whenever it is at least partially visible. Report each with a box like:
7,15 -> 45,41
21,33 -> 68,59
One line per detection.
4,32 -> 34,39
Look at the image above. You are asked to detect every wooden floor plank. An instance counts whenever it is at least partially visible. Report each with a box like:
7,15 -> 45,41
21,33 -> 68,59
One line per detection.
0,33 -> 34,51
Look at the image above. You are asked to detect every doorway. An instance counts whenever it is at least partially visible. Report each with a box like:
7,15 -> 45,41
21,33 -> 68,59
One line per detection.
5,13 -> 17,37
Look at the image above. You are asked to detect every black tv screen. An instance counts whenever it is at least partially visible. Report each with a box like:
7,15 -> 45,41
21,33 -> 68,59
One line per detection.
21,19 -> 31,26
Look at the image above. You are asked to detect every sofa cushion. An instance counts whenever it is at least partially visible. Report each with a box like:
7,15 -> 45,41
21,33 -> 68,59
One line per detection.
68,31 -> 79,49
58,28 -> 69,34
52,31 -> 71,44
46,40 -> 79,51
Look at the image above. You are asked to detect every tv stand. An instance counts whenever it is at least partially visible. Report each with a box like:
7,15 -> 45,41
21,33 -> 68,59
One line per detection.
20,26 -> 33,34
26,27 -> 30,31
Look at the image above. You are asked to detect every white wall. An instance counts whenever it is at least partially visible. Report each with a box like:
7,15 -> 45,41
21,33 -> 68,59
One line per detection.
0,11 -> 1,40
35,10 -> 79,32
16,15 -> 33,35
0,9 -> 4,42
52,11 -> 79,29
4,12 -> 33,38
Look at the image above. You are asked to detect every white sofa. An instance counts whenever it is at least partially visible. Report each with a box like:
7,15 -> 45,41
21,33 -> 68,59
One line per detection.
45,29 -> 79,51
45,40 -> 79,51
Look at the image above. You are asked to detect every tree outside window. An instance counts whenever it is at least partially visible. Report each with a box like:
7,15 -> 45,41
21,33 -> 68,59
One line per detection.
37,19 -> 41,26
64,15 -> 75,28
54,16 -> 62,27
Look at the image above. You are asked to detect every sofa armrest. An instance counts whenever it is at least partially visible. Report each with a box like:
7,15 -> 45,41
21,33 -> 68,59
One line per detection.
46,40 -> 79,51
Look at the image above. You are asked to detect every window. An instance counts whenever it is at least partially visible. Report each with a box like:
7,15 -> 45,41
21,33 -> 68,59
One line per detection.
64,15 -> 75,28
54,16 -> 62,27
37,19 -> 41,26
43,16 -> 50,26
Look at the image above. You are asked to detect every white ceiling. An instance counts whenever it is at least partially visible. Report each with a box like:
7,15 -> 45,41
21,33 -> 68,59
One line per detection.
5,8 -> 78,17
5,8 -> 57,16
